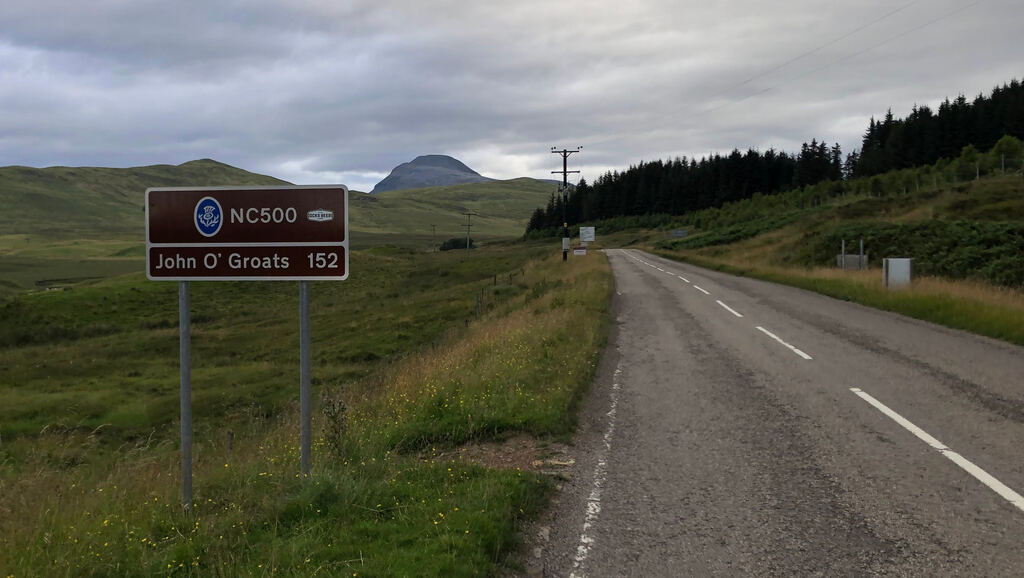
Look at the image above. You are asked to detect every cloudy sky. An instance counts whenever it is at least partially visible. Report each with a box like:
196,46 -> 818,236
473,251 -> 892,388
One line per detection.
1,0 -> 1019,191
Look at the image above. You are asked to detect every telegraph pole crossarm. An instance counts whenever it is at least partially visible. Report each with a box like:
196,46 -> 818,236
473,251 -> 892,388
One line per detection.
551,146 -> 582,190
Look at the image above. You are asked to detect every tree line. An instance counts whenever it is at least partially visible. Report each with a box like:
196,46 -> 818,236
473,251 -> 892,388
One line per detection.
853,79 -> 1024,177
526,78 -> 1024,235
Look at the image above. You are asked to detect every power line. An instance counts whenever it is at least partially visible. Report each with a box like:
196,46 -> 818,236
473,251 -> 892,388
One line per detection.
705,0 -> 922,103
571,2 -> 924,150
705,0 -> 985,114
575,1 -> 982,151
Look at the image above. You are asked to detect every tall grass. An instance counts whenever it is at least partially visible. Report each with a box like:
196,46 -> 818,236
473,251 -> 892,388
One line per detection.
655,250 -> 1024,346
0,250 -> 613,576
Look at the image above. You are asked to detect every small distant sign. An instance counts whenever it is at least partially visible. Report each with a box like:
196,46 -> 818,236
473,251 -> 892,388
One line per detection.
562,238 -> 570,251
580,226 -> 596,242
671,229 -> 688,238
573,248 -> 587,256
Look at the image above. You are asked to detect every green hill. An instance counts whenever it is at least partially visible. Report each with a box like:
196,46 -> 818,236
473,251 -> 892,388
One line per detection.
0,160 -> 555,244
0,160 -> 556,293
351,178 -> 555,240
0,159 -> 290,240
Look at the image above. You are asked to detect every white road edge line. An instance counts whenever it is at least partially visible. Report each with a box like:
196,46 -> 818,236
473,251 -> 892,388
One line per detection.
716,300 -> 744,318
850,388 -> 1024,514
569,365 -> 624,578
693,285 -> 710,295
755,326 -> 812,360
678,275 -> 690,283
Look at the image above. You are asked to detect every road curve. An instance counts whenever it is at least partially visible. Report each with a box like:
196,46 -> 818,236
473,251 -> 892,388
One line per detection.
534,249 -> 1024,577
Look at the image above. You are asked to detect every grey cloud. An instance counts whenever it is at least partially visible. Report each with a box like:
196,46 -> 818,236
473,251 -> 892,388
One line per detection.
0,0 -> 1019,188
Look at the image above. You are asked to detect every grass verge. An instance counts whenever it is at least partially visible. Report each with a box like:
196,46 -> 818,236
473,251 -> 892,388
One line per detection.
651,249 -> 1024,346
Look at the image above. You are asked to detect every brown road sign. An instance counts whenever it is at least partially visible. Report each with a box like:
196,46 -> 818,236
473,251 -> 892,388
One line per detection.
146,185 -> 348,280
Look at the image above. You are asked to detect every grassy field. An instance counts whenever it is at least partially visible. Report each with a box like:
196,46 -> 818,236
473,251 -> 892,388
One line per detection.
351,178 -> 557,239
0,244 -> 613,576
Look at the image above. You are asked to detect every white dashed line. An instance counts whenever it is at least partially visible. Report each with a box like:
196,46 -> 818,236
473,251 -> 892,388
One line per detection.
569,364 -> 624,578
677,275 -> 690,283
656,267 -> 664,272
755,326 -> 812,359
693,285 -> 710,295
716,300 -> 744,318
850,388 -> 1024,514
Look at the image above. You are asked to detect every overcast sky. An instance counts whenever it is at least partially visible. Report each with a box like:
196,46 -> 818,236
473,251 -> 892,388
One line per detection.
1,0 -> 1019,191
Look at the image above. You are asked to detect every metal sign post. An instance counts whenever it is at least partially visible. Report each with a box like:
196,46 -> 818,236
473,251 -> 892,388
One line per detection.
299,281 -> 311,475
179,281 -> 192,510
562,222 -> 569,262
147,185 -> 348,507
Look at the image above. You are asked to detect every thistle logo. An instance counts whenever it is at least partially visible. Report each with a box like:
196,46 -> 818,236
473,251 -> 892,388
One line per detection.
194,196 -> 223,237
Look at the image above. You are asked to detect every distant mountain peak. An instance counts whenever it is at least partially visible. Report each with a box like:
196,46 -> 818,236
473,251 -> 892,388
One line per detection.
371,154 -> 492,193
405,155 -> 481,174
180,158 -> 228,167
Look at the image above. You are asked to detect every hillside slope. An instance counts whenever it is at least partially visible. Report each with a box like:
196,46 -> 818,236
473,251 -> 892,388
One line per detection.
0,160 -> 556,293
653,172 -> 1024,287
352,177 -> 555,238
0,159 -> 555,244
0,159 -> 290,239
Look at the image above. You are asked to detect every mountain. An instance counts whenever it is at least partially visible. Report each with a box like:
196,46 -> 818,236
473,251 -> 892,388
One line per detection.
0,158 -> 290,239
370,155 -> 493,193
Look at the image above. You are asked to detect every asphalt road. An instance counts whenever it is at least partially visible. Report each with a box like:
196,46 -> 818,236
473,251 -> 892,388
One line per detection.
532,249 -> 1024,577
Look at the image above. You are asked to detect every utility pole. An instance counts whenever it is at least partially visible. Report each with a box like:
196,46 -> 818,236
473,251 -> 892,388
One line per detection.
551,146 -> 581,190
462,212 -> 477,252
551,146 -> 581,261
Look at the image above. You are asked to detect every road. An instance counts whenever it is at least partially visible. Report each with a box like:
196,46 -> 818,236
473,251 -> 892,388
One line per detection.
532,249 -> 1024,577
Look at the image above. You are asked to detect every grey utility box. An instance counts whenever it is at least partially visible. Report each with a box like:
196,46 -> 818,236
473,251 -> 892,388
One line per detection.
883,258 -> 912,288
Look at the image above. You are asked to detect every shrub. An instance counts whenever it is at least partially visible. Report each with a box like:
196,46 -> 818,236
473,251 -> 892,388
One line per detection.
794,220 -> 1024,288
439,237 -> 474,251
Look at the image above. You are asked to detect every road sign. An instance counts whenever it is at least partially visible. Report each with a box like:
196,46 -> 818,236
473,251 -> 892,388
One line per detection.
580,226 -> 595,242
148,185 -> 349,509
146,185 -> 348,280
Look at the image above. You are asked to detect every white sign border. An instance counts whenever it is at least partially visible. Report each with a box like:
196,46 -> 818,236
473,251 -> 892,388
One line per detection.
145,184 -> 349,282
